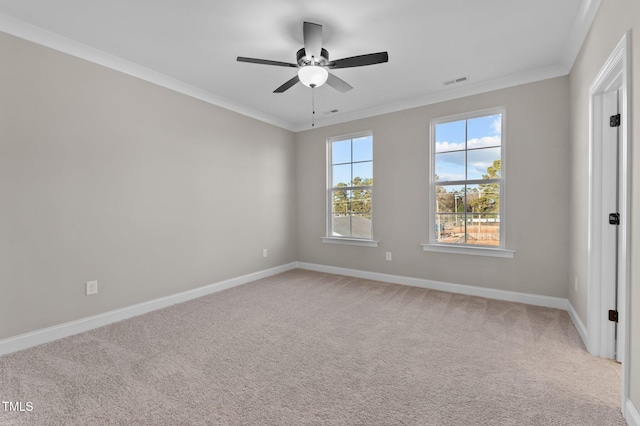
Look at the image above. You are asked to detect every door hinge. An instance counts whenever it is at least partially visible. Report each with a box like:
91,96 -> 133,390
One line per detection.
609,213 -> 620,225
610,114 -> 621,127
609,310 -> 619,323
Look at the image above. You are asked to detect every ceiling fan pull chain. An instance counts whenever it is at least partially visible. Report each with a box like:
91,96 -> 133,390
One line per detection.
311,87 -> 315,127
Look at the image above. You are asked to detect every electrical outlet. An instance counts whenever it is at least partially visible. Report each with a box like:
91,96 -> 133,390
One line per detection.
86,280 -> 98,296
263,248 -> 268,258
386,252 -> 392,261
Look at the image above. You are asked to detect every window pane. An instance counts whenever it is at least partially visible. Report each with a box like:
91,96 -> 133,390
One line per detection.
467,114 -> 502,149
332,140 -> 351,164
331,189 -> 351,236
352,161 -> 373,185
332,188 -> 351,214
435,213 -> 466,244
352,136 -> 373,162
332,214 -> 350,237
351,188 -> 371,215
332,164 -> 351,187
464,183 -> 500,246
352,214 -> 372,239
435,120 -> 466,153
435,185 -> 465,243
351,190 -> 372,239
467,147 -> 501,180
435,184 -> 465,213
435,151 -> 465,182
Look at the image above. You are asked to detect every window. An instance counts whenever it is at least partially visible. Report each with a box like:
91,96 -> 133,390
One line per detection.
326,132 -> 374,242
430,108 -> 505,249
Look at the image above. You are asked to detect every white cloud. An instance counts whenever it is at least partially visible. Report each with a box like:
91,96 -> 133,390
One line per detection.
468,162 -> 492,178
437,136 -> 500,152
467,136 -> 500,149
435,141 -> 464,152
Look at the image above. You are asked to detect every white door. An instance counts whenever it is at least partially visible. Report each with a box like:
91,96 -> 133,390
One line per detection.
601,88 -> 620,361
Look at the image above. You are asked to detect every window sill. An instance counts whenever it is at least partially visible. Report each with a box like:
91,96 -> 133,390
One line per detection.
421,243 -> 515,258
322,237 -> 379,248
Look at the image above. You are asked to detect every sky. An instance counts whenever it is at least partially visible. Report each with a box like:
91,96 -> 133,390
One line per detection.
435,114 -> 502,182
331,135 -> 373,187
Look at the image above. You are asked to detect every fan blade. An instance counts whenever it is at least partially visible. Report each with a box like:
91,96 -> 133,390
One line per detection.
274,75 -> 300,93
327,52 -> 389,69
326,73 -> 353,93
237,57 -> 297,68
303,22 -> 323,62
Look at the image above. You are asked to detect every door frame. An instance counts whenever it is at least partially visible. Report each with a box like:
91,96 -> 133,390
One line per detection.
587,31 -> 630,409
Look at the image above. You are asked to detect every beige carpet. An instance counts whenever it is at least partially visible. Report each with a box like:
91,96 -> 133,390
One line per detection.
0,269 -> 625,425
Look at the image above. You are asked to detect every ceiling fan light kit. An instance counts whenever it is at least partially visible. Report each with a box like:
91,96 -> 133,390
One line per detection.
298,65 -> 328,88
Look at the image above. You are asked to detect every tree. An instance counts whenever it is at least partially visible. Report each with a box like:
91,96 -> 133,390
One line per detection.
469,160 -> 500,214
351,177 -> 372,215
332,177 -> 372,216
333,182 -> 349,215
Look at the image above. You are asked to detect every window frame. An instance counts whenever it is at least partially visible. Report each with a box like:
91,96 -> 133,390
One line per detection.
424,107 -> 514,258
323,131 -> 378,247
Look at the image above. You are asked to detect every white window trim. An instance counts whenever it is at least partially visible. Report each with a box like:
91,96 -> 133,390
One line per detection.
421,243 -> 514,258
325,131 -> 375,244
322,237 -> 379,247
424,107 -> 513,255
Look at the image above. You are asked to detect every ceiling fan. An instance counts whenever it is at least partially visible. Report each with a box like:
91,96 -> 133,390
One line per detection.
237,21 -> 389,93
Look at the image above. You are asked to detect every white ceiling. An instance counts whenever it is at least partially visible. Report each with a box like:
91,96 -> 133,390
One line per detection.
0,0 -> 599,131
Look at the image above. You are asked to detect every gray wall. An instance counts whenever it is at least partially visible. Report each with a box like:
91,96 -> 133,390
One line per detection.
0,32 -> 297,339
296,77 -> 570,298
567,0 -> 640,411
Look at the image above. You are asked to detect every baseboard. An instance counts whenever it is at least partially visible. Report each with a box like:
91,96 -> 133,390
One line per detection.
0,262 -> 298,356
567,300 -> 589,350
0,261 -> 576,356
626,399 -> 640,426
296,262 -> 568,310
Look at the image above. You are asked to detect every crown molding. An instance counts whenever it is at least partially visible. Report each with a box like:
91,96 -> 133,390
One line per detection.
292,63 -> 569,132
0,13 -> 296,132
0,0 -> 599,135
561,0 -> 602,71
289,0 -> 601,132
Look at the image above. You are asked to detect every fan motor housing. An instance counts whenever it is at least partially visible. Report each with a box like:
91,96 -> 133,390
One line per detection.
297,48 -> 329,66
